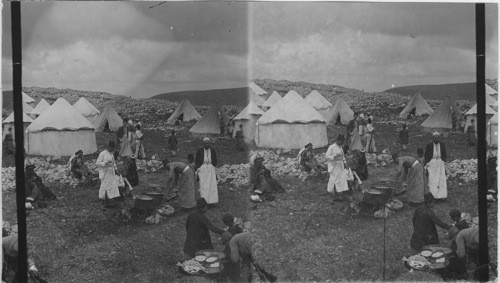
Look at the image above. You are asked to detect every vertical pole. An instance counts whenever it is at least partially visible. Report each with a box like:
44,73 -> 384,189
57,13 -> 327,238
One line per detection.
383,213 -> 386,281
11,1 -> 28,282
475,3 -> 489,282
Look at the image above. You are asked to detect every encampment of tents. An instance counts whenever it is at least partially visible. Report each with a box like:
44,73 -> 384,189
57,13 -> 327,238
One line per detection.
92,105 -> 123,132
249,82 -> 267,96
255,90 -> 327,149
73,97 -> 101,120
232,101 -> 265,140
30,98 -> 51,117
463,103 -> 496,133
399,92 -> 434,118
2,112 -> 34,140
25,97 -> 97,156
325,97 -> 354,125
189,103 -> 230,137
421,97 -> 461,132
262,91 -> 283,111
488,113 -> 498,147
166,99 -> 202,124
304,90 -> 333,119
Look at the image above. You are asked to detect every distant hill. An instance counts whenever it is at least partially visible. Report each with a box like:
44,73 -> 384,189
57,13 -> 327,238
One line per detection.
384,80 -> 497,101
151,87 -> 249,106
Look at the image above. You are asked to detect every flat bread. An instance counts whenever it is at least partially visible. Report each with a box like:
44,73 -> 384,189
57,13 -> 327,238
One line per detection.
194,255 -> 206,262
210,262 -> 220,268
206,257 -> 217,263
420,250 -> 432,257
435,257 -> 445,263
431,252 -> 443,258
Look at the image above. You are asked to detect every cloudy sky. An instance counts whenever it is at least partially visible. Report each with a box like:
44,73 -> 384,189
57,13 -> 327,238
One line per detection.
249,2 -> 498,92
2,1 -> 248,98
1,2 -> 498,97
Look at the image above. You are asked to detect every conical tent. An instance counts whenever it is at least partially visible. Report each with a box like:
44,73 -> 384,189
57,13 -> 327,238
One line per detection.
304,90 -> 333,119
262,91 -> 282,110
255,90 -> 327,149
232,101 -> 265,140
22,101 -> 34,114
421,97 -> 461,132
25,98 -> 97,156
325,97 -> 354,125
30,98 -> 51,116
92,105 -> 123,132
399,93 -> 434,118
167,99 -> 202,124
488,113 -> 498,147
73,97 -> 101,120
22,92 -> 35,105
249,82 -> 267,96
463,103 -> 496,133
189,104 -> 230,137
249,90 -> 266,107
2,112 -> 34,140
486,83 -> 497,96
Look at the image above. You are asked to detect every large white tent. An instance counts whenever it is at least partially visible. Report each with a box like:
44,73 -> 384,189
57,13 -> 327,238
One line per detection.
166,98 -> 202,124
421,97 -> 461,132
304,90 -> 333,119
255,90 -> 327,149
488,113 -> 498,147
486,83 -> 498,100
30,98 -> 51,117
232,101 -> 265,140
249,82 -> 267,96
73,97 -> 101,121
189,103 -> 230,137
25,98 -> 97,156
262,91 -> 282,111
2,112 -> 34,140
399,92 -> 434,118
463,103 -> 496,133
249,88 -> 266,107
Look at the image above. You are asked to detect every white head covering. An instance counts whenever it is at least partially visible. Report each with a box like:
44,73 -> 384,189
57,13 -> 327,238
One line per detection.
432,132 -> 440,137
359,113 -> 365,119
203,137 -> 210,142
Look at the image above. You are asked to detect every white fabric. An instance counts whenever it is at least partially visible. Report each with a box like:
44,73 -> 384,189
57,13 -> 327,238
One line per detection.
325,143 -> 348,193
30,99 -> 51,116
96,150 -> 120,199
255,123 -> 328,149
258,90 -> 325,124
26,130 -> 97,156
198,164 -> 218,204
297,148 -> 305,164
304,90 -> 332,109
427,159 -> 447,199
263,91 -> 283,108
27,98 -> 95,131
233,102 -> 265,120
432,143 -> 441,159
249,82 -> 267,96
73,97 -> 100,117
411,160 -> 419,168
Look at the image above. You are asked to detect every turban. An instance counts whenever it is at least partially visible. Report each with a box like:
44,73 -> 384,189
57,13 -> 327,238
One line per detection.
432,132 -> 440,137
203,137 -> 210,142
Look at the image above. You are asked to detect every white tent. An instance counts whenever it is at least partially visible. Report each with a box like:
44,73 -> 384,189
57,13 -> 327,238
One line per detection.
262,91 -> 282,111
22,92 -> 35,106
25,98 -> 97,156
463,103 -> 496,133
92,105 -> 123,132
2,112 -> 34,140
488,113 -> 497,147
421,97 -> 461,132
189,103 -> 230,137
167,99 -> 202,124
22,101 -> 34,114
399,93 -> 434,118
304,90 -> 333,119
30,98 -> 51,117
486,83 -> 497,100
255,90 -> 327,149
73,97 -> 101,121
249,89 -> 266,107
249,82 -> 267,96
232,101 -> 265,140
325,97 -> 354,125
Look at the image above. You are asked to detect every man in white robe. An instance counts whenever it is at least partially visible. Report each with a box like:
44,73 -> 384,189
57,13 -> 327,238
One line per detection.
195,138 -> 218,206
325,135 -> 349,201
96,141 -> 121,207
424,132 -> 448,202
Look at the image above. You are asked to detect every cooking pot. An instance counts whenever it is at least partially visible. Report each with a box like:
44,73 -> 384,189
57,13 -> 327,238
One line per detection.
363,186 -> 393,205
134,195 -> 156,211
144,192 -> 164,207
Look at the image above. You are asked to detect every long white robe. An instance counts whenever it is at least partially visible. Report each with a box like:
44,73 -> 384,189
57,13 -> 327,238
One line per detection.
426,143 -> 447,199
96,150 -> 120,199
198,148 -> 218,204
325,143 -> 349,193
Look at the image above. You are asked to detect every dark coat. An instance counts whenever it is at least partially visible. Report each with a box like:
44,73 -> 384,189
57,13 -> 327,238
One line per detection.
399,129 -> 409,144
168,135 -> 178,150
183,210 -> 224,257
195,147 -> 217,170
424,142 -> 447,164
410,205 -> 450,251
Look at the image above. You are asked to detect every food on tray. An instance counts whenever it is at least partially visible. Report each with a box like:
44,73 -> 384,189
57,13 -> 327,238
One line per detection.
206,257 -> 217,263
420,250 -> 432,257
404,254 -> 431,269
210,262 -> 220,268
431,252 -> 443,258
194,255 -> 207,262
182,259 -> 205,274
435,258 -> 445,263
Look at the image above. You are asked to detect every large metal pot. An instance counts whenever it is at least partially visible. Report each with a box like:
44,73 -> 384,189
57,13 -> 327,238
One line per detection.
144,192 -> 164,207
133,195 -> 155,211
363,186 -> 393,205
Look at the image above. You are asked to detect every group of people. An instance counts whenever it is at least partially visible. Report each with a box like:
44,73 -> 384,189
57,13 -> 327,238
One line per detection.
346,112 -> 377,153
115,118 -> 146,160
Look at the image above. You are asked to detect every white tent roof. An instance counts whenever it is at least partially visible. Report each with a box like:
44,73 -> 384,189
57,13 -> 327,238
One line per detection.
263,91 -> 283,108
2,111 -> 34,124
326,97 -> 354,125
27,98 -> 95,132
304,90 -> 332,109
258,90 -> 325,124
166,98 -> 202,124
73,97 -> 100,117
486,84 -> 497,95
399,93 -> 434,117
465,103 -> 496,115
22,92 -> 35,103
30,98 -> 51,116
249,82 -> 267,96
486,92 -> 497,107
489,113 -> 498,125
233,102 -> 265,120
21,101 -> 34,113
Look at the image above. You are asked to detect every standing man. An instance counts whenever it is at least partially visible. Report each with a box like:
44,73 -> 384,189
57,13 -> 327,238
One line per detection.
466,119 -> 477,146
183,198 -> 224,259
96,141 -> 121,208
164,160 -> 197,211
346,112 -> 362,152
127,119 -> 136,153
325,135 -> 349,201
195,138 -> 219,206
235,125 -> 245,151
424,132 -> 448,202
168,130 -> 178,157
392,153 -> 425,206
4,128 -> 15,155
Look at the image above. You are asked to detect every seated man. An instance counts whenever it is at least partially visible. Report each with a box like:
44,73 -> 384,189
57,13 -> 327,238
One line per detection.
447,226 -> 479,280
25,164 -> 57,202
249,157 -> 284,200
298,143 -> 324,175
70,150 -> 91,181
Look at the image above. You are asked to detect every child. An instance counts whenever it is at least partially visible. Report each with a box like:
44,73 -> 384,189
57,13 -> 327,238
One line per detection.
449,209 -> 470,231
417,148 -> 425,164
399,124 -> 409,151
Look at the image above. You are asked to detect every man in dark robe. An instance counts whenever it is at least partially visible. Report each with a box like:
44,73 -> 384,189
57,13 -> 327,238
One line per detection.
168,130 -> 178,157
410,193 -> 452,252
183,198 -> 224,259
466,119 -> 477,146
235,125 -> 245,151
4,128 -> 15,155
25,165 -> 57,202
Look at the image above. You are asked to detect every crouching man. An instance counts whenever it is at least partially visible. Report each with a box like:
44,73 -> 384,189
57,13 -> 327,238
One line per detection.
221,232 -> 253,283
